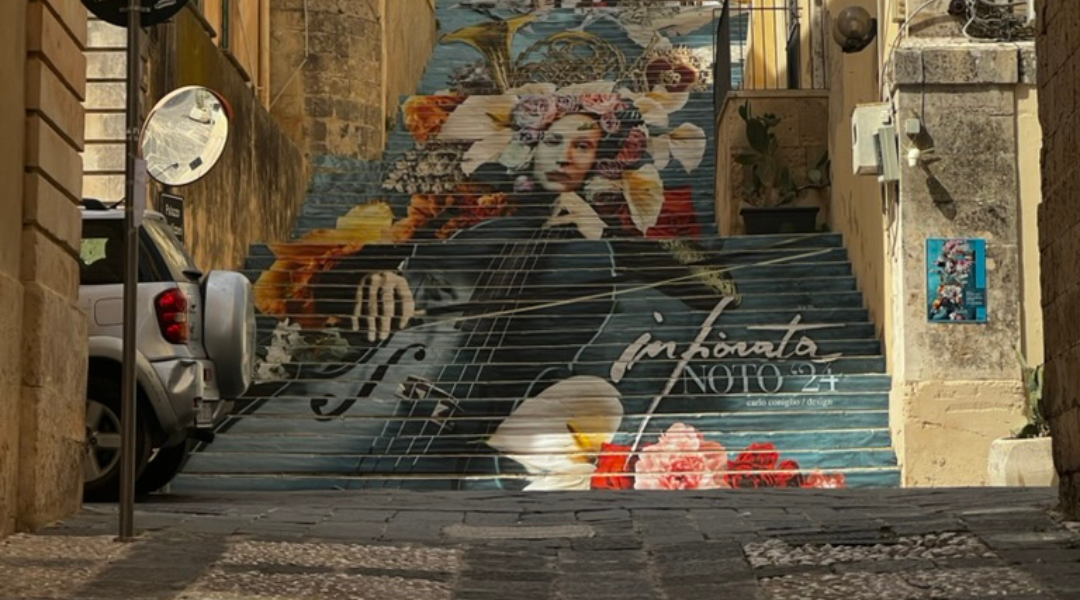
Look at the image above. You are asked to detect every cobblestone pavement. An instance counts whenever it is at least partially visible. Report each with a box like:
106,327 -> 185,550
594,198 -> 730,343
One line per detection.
2,488 -> 1078,600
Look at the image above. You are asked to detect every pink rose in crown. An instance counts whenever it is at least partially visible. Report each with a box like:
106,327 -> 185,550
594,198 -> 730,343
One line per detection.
513,95 -> 558,130
580,93 -> 622,116
633,423 -> 730,490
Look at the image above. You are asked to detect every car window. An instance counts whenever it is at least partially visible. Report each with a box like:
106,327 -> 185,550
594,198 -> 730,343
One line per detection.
142,216 -> 200,280
79,218 -> 177,284
79,221 -> 125,285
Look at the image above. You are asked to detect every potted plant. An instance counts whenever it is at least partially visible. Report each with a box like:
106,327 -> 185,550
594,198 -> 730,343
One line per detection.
734,101 -> 830,234
987,348 -> 1058,487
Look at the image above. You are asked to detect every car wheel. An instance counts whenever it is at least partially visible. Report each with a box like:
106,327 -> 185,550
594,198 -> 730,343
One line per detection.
83,378 -> 151,502
135,439 -> 194,495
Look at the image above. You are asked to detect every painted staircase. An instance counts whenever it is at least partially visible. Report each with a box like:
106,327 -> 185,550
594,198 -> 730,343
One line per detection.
174,0 -> 899,492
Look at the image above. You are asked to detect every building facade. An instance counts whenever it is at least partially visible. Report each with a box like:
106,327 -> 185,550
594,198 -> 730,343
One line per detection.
0,0 -> 88,535
1036,0 -> 1080,518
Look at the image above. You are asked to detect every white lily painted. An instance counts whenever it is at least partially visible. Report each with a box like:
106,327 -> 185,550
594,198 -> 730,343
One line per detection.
437,95 -> 517,143
461,129 -> 515,175
648,134 -> 671,171
624,164 -> 665,232
648,86 -> 690,114
486,376 -> 623,492
668,122 -> 706,173
499,139 -> 535,170
633,96 -> 670,129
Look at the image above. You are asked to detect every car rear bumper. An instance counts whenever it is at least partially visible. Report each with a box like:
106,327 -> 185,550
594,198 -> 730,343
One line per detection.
150,358 -> 225,440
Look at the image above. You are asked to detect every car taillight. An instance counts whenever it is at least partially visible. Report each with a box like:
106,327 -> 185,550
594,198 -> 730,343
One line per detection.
155,288 -> 189,344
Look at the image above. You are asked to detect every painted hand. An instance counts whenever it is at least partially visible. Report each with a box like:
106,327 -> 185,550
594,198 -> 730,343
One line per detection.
351,271 -> 415,342
544,192 -> 606,241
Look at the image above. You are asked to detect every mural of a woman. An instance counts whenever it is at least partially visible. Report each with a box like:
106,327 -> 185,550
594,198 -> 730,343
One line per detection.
253,84 -> 742,490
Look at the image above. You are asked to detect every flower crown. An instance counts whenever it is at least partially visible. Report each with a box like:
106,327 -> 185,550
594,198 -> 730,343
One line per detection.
411,80 -> 706,232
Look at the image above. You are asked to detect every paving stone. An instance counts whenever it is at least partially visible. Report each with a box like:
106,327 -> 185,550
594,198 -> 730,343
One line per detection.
660,581 -> 759,600
554,575 -> 656,598
305,522 -> 386,542
576,509 -> 631,522
3,488 -> 1071,600
328,509 -> 396,522
570,535 -> 642,551
832,558 -> 936,573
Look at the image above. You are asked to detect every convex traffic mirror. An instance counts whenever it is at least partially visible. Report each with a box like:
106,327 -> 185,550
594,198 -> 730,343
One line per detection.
140,86 -> 232,187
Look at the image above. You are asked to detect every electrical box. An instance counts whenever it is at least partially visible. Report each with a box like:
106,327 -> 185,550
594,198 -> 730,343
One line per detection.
874,124 -> 901,183
852,103 -> 891,176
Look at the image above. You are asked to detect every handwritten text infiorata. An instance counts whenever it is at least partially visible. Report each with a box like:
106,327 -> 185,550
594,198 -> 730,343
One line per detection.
610,297 -> 844,384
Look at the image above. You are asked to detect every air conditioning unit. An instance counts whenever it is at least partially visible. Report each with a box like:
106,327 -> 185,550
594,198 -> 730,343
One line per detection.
852,103 -> 898,180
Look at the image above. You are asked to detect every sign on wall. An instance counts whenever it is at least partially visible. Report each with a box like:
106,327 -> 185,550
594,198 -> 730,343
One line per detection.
160,193 -> 185,242
927,238 -> 988,323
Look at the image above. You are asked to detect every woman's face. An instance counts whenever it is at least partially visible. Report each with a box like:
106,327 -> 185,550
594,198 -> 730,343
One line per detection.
533,114 -> 602,193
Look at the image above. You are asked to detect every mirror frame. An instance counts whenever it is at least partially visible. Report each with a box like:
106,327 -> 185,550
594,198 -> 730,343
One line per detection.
139,86 -> 235,187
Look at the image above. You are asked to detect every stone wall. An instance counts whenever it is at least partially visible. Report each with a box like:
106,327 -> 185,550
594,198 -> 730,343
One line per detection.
715,91 -> 831,236
824,0 -> 890,343
1036,0 -> 1080,517
890,43 -> 1037,486
384,0 -> 437,131
0,0 -> 88,536
149,8 -> 308,271
269,0 -> 436,161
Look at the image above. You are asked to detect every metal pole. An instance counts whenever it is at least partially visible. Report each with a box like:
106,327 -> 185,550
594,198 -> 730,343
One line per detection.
120,0 -> 142,542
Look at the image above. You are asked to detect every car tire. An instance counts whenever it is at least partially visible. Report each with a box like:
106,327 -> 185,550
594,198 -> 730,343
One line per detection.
83,377 -> 151,502
135,439 -> 194,495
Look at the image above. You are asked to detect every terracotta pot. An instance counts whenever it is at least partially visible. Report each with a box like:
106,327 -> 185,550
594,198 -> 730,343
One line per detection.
987,437 -> 1058,487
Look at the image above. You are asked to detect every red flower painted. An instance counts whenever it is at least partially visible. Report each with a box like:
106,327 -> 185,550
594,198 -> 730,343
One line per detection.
726,443 -> 789,489
591,443 -> 635,490
764,459 -> 803,488
646,186 -> 701,239
802,472 -> 847,489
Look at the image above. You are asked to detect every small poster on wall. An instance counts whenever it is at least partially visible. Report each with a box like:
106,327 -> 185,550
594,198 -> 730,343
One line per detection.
927,237 -> 988,323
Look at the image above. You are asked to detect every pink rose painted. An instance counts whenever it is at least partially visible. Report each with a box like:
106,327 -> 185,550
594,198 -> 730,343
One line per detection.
633,423 -> 731,490
580,93 -> 622,116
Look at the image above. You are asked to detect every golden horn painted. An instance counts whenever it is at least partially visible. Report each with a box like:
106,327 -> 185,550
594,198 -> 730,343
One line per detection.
440,14 -> 539,92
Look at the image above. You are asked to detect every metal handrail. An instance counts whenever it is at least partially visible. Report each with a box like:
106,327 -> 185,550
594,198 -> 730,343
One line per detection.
714,0 -> 812,114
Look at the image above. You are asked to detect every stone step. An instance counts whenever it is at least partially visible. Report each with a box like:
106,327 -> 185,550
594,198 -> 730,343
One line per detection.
195,426 -> 896,456
173,466 -> 902,492
255,357 -> 886,383
245,243 -> 849,268
251,232 -> 847,256
242,372 -> 891,398
208,408 -> 890,437
240,262 -> 856,287
183,446 -> 898,476
254,310 -> 877,336
232,391 -> 891,418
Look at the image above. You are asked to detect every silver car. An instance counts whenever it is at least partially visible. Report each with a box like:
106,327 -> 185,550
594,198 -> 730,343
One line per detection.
78,200 -> 255,500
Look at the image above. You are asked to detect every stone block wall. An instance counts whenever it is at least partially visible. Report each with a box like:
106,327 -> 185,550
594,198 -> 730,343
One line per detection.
715,91 -> 831,236
270,0 -> 436,160
890,43 -> 1038,486
149,8 -> 308,271
0,0 -> 88,536
1036,0 -> 1080,518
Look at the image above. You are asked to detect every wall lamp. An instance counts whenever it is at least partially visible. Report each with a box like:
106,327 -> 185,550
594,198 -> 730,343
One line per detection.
833,5 -> 878,53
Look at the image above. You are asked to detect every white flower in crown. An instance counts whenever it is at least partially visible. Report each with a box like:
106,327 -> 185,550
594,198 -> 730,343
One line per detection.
434,80 -> 706,232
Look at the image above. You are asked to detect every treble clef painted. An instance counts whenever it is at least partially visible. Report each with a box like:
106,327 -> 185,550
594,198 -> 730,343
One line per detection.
309,343 -> 428,420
